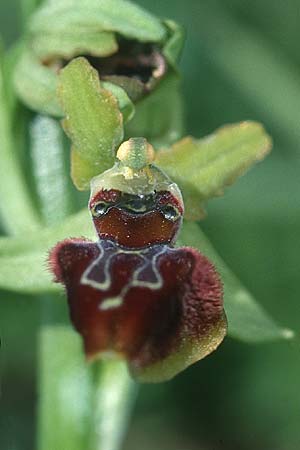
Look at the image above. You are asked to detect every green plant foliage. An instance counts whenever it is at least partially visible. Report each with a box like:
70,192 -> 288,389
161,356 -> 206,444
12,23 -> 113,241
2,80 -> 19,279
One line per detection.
29,0 -> 167,43
156,121 -> 272,220
102,81 -> 135,123
58,57 -> 124,189
38,325 -> 93,450
32,30 -> 118,61
0,209 -> 93,292
162,20 -> 185,68
125,73 -> 183,147
0,50 -> 41,234
14,0 -> 184,143
14,47 -> 61,116
178,222 -> 294,342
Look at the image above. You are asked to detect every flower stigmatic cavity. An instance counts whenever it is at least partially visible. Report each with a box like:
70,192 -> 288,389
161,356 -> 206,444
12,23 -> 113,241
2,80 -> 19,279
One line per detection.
49,138 -> 227,382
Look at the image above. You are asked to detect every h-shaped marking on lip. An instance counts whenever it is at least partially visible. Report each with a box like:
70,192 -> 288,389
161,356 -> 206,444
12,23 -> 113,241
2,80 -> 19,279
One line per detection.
80,240 -> 177,310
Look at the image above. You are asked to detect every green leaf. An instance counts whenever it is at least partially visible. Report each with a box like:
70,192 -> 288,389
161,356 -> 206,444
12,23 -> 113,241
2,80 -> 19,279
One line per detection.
156,121 -> 272,220
14,48 -> 62,116
0,50 -> 41,234
178,222 -> 294,342
58,57 -> 124,190
0,209 -> 94,293
30,0 -> 167,43
30,115 -> 73,225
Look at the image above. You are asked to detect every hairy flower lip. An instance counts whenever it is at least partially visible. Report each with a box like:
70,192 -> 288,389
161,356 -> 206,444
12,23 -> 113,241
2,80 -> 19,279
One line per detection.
49,237 -> 226,382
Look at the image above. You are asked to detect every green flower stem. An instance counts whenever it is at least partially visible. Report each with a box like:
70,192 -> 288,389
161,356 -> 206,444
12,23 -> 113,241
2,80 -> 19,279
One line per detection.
0,53 -> 41,234
90,360 -> 137,450
29,116 -> 136,450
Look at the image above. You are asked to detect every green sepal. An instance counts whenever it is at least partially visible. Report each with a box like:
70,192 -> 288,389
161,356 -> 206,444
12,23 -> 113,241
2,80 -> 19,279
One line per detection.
32,30 -> 118,61
162,20 -> 185,68
14,51 -> 136,121
29,0 -> 167,43
102,81 -> 135,123
14,47 -> 62,116
58,57 -> 124,189
15,0 -> 184,141
70,147 -> 101,191
126,72 -> 184,148
156,121 -> 272,220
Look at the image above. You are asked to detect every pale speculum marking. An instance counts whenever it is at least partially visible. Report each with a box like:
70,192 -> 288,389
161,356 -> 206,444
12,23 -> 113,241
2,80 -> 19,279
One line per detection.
81,240 -> 177,310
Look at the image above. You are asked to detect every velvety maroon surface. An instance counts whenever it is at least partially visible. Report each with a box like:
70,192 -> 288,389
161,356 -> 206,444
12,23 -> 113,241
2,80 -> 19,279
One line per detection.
49,238 -> 223,369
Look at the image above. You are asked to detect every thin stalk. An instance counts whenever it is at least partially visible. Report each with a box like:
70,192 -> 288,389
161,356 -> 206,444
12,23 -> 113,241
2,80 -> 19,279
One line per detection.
37,323 -> 93,450
90,360 -> 137,450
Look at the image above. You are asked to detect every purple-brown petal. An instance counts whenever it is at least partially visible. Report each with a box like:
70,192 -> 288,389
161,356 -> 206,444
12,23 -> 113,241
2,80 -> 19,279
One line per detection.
129,246 -> 226,381
49,238 -> 226,382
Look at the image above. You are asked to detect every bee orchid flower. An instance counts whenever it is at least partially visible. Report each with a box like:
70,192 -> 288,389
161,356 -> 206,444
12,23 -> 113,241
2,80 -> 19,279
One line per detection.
49,138 -> 227,382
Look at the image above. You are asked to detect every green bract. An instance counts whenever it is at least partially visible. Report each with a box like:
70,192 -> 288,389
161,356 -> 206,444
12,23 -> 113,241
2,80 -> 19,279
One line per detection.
156,121 -> 272,220
14,0 -> 184,146
58,58 -> 123,189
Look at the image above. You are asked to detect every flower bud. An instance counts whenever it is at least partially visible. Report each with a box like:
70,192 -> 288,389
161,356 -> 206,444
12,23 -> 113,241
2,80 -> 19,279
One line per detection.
15,0 -> 184,145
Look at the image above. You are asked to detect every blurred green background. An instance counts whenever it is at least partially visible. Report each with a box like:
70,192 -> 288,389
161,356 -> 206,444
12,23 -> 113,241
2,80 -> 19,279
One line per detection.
0,1 -> 299,449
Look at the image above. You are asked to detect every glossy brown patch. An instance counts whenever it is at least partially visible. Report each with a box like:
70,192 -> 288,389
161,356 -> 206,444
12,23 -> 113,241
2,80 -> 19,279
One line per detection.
89,189 -> 183,247
94,208 -> 180,248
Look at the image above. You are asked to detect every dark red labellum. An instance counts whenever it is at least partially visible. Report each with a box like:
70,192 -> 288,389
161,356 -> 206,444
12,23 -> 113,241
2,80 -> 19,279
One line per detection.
49,170 -> 226,382
49,237 -> 226,381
